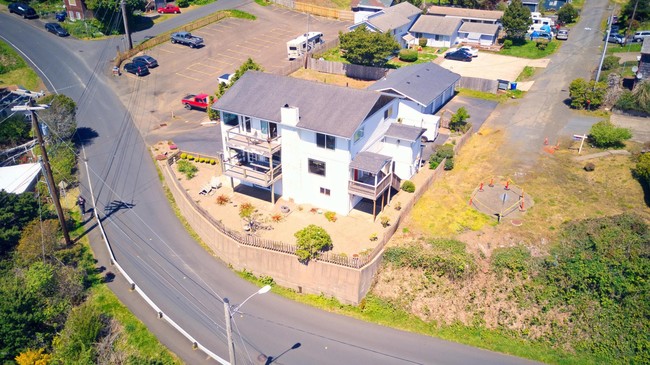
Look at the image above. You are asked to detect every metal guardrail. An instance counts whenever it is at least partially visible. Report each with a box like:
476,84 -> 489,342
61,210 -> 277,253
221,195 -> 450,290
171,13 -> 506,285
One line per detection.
82,157 -> 229,364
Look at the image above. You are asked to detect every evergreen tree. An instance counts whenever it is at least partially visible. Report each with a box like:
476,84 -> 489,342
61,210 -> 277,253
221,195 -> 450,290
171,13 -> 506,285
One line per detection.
339,26 -> 400,67
502,0 -> 532,40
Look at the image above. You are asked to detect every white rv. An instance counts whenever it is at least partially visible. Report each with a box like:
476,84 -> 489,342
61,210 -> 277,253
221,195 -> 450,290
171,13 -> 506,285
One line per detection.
286,32 -> 324,60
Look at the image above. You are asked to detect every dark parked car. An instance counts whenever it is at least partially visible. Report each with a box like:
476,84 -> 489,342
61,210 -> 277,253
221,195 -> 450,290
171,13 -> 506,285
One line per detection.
8,2 -> 37,19
605,33 -> 626,44
123,62 -> 150,77
444,49 -> 472,62
55,10 -> 66,21
44,22 -> 69,37
132,55 -> 158,68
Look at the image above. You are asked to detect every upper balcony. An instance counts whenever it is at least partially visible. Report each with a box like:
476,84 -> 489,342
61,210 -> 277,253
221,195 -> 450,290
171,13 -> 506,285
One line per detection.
224,126 -> 281,157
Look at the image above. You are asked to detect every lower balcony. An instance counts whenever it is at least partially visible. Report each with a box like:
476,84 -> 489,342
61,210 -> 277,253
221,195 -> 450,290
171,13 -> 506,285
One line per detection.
222,158 -> 282,187
348,173 -> 392,200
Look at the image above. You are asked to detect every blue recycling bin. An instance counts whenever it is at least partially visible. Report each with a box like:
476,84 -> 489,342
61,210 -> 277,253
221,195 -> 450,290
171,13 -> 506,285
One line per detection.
510,82 -> 517,90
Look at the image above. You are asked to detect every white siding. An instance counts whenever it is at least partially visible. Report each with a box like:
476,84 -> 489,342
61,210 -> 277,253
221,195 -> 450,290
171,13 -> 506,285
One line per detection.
381,136 -> 421,180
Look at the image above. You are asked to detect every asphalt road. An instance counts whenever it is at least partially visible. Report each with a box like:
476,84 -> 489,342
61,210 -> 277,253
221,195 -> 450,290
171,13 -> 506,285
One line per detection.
0,1 -> 590,363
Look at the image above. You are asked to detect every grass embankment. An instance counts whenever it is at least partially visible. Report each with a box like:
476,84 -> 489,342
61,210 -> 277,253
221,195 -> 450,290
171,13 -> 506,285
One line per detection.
0,41 -> 42,90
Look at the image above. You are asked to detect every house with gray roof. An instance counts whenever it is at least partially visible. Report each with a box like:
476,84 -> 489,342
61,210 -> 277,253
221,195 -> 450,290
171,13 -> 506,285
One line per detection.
350,0 -> 395,23
349,2 -> 422,48
409,15 -> 463,47
427,5 -> 503,24
456,22 -> 500,46
212,71 -> 428,217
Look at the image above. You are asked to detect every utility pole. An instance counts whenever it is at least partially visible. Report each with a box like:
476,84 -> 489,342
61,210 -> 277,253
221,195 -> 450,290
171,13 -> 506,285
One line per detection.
223,298 -> 236,365
23,99 -> 72,245
596,10 -> 615,83
120,0 -> 133,50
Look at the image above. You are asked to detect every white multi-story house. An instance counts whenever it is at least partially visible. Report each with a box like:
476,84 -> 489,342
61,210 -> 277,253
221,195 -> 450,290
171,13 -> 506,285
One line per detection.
212,71 -> 434,217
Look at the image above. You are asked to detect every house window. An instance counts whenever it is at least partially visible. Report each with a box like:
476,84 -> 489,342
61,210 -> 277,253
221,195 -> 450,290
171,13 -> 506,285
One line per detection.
222,112 -> 238,126
308,159 -> 326,176
320,187 -> 331,196
242,116 -> 251,133
316,133 -> 335,150
434,34 -> 441,41
260,121 -> 269,136
384,106 -> 393,120
353,126 -> 364,143
69,0 -> 76,5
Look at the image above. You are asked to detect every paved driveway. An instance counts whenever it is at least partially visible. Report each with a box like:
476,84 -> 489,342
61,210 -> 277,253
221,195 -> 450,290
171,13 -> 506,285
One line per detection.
109,3 -> 350,146
439,52 -> 550,82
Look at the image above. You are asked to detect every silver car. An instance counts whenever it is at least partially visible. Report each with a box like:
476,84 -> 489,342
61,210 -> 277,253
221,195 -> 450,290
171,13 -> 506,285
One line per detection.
556,29 -> 569,40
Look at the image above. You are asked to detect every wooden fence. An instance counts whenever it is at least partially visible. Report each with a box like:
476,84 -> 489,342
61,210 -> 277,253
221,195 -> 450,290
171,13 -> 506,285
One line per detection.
458,76 -> 498,94
307,58 -> 388,81
115,11 -> 230,66
272,0 -> 353,21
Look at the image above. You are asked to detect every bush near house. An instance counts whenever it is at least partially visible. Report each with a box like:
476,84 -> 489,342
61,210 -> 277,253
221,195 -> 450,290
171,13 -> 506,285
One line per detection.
569,78 -> 607,109
429,144 -> 455,170
294,225 -> 332,262
398,49 -> 418,62
588,120 -> 631,148
401,180 -> 415,193
176,160 -> 198,179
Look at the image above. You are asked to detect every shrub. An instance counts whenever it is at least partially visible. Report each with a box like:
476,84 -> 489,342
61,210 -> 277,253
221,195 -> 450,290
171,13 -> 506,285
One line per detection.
557,3 -> 578,24
207,96 -> 219,120
177,160 -> 198,179
503,39 -> 513,49
435,144 -> 455,160
588,120 -> 632,148
369,233 -> 378,241
383,239 -> 476,279
324,211 -> 337,222
535,40 -> 547,50
394,201 -> 402,211
177,0 -> 189,7
187,155 -> 195,161
380,216 -> 390,228
602,55 -> 620,71
444,158 -> 454,170
491,245 -> 531,278
449,107 -> 470,132
401,180 -> 415,193
633,153 -> 650,185
180,153 -> 187,159
210,159 -> 216,165
584,162 -> 595,171
239,202 -> 255,219
398,49 -> 418,62
216,194 -> 230,205
418,38 -> 427,48
569,78 -> 607,109
429,160 -> 440,170
294,225 -> 332,262
271,213 -> 282,223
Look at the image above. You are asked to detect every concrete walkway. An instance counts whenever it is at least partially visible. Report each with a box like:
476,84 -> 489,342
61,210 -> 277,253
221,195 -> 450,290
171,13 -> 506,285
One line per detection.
574,149 -> 631,161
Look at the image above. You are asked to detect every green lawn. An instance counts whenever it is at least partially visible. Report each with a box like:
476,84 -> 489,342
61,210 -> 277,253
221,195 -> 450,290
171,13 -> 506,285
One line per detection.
319,46 -> 444,69
606,42 -> 642,54
498,39 -> 559,59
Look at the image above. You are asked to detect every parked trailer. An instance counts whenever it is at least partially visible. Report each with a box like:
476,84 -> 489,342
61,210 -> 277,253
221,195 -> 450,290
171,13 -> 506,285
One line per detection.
287,32 -> 324,60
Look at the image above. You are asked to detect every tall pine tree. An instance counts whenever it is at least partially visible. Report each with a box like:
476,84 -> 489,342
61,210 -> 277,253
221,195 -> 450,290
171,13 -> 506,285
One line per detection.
502,0 -> 532,40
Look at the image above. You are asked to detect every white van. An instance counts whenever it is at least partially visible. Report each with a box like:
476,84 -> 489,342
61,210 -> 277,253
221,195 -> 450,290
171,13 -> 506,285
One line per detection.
633,30 -> 650,42
286,32 -> 324,60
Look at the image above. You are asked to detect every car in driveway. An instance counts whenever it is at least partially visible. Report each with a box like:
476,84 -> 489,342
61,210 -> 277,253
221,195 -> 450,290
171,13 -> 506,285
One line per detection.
448,45 -> 478,57
444,49 -> 472,62
55,10 -> 66,21
632,30 -> 650,42
8,2 -> 37,18
44,23 -> 69,37
605,33 -> 626,44
157,4 -> 181,13
132,55 -> 158,68
123,62 -> 150,77
556,29 -> 569,40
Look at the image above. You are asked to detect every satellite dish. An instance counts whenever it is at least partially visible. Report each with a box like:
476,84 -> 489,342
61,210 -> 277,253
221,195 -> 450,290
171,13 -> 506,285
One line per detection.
632,66 -> 639,73
637,72 -> 644,79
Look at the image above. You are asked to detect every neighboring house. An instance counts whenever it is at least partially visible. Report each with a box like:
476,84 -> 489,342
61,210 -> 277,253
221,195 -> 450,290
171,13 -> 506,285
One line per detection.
638,38 -> 650,82
426,5 -> 503,24
409,15 -> 462,47
368,62 -> 460,115
212,71 -> 429,217
0,163 -> 41,194
351,0 -> 394,23
457,22 -> 500,46
543,0 -> 571,11
349,2 -> 422,48
63,0 -> 89,20
521,0 -> 539,13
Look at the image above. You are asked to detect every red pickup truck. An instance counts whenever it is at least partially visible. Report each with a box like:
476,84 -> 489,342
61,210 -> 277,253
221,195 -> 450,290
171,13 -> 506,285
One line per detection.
181,94 -> 210,110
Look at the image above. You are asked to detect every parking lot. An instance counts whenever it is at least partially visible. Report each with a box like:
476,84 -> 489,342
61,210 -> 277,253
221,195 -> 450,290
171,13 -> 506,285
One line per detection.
110,3 -> 350,145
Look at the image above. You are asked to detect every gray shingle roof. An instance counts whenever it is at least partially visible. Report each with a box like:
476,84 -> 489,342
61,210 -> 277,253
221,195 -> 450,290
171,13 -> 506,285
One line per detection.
213,71 -> 393,139
385,123 -> 424,141
642,37 -> 650,55
458,22 -> 500,35
368,63 -> 460,107
349,151 -> 392,173
351,0 -> 393,8
426,5 -> 503,21
409,15 -> 462,36
367,2 -> 421,32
